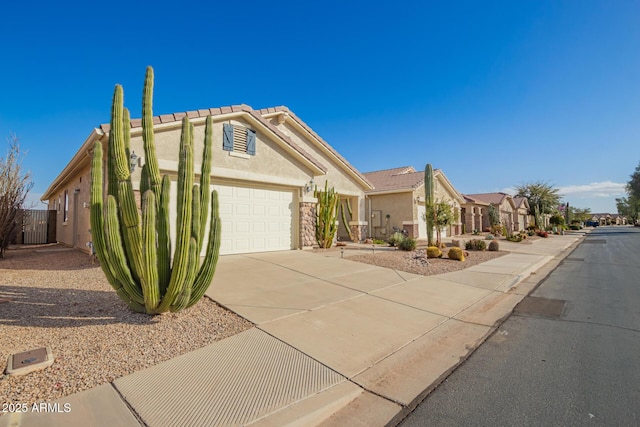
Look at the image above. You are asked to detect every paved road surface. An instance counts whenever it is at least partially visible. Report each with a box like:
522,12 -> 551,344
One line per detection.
401,226 -> 640,426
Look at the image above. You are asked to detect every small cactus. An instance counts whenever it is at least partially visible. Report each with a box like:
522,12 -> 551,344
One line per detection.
314,181 -> 339,248
488,240 -> 500,251
426,246 -> 443,258
448,247 -> 465,261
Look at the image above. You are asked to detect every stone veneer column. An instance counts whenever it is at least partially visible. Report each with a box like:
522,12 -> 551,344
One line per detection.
299,201 -> 316,248
465,211 -> 475,233
349,222 -> 369,242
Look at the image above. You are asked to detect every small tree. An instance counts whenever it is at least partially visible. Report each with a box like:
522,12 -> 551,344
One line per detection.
488,205 -> 501,234
0,134 -> 33,258
549,213 -> 565,229
424,199 -> 457,246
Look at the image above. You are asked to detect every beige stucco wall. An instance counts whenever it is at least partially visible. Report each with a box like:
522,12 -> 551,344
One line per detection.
367,192 -> 413,239
47,163 -> 92,252
268,118 -> 366,197
129,117 -> 314,190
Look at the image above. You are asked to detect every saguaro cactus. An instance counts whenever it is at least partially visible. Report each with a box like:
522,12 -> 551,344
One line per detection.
90,66 -> 221,314
314,181 -> 339,248
424,163 -> 435,246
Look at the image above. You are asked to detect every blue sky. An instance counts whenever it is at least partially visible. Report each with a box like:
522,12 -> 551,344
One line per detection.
2,0 -> 639,213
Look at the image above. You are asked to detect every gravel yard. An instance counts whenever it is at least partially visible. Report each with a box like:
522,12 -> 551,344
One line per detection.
347,247 -> 508,275
0,245 -> 252,406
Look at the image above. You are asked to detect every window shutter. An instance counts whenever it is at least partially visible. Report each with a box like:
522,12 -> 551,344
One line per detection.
223,123 -> 233,151
246,129 -> 256,155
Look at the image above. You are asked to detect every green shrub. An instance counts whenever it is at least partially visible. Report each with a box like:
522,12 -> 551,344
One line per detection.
527,230 -> 536,236
448,247 -> 465,261
485,234 -> 494,240
488,240 -> 500,251
426,246 -> 443,258
388,232 -> 405,247
506,234 -> 523,242
372,239 -> 387,245
569,224 -> 580,230
465,239 -> 487,251
398,237 -> 417,251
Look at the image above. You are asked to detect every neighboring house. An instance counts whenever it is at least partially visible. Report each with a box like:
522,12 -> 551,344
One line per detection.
512,197 -> 531,231
462,192 -> 517,233
590,213 -> 627,226
41,105 -> 373,255
362,166 -> 465,239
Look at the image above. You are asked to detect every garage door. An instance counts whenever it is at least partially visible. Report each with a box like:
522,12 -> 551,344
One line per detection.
170,183 -> 295,255
418,205 -> 427,238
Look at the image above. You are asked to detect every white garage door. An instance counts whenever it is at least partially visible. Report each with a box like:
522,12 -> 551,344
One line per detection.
170,183 -> 295,255
418,205 -> 427,238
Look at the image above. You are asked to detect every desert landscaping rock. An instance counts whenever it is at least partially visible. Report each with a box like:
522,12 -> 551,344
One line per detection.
0,245 -> 252,406
348,248 -> 507,276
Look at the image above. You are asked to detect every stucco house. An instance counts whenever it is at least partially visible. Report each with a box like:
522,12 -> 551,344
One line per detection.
512,197 -> 531,231
362,166 -> 465,239
41,105 -> 373,255
462,192 -> 517,234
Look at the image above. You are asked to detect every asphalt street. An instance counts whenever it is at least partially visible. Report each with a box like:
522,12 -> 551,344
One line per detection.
400,226 -> 640,426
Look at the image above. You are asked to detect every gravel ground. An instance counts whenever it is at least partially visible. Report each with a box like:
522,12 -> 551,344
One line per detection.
347,247 -> 508,275
0,245 -> 252,406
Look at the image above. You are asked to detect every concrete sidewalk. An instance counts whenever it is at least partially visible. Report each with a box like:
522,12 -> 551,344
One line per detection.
2,234 -> 583,427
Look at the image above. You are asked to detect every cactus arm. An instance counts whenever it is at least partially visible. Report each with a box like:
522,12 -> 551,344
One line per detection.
198,116 -> 213,252
140,164 -> 151,196
141,190 -> 160,312
105,196 -> 144,304
187,190 -> 221,308
142,66 -> 162,195
424,164 -> 435,246
157,175 -> 171,294
90,142 -> 123,290
191,185 -> 201,245
117,180 -> 144,283
156,117 -> 194,313
170,237 -> 197,312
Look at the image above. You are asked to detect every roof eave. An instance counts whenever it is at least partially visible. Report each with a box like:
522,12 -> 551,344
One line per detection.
41,128 -> 104,201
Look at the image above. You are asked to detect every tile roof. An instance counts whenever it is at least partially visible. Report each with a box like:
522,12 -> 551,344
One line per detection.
513,197 -> 528,209
463,192 -> 511,205
362,166 -> 425,192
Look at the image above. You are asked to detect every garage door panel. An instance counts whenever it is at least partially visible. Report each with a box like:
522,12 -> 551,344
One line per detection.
172,182 -> 294,255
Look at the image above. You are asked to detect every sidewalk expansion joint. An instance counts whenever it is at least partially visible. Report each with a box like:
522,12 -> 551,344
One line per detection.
109,382 -> 147,427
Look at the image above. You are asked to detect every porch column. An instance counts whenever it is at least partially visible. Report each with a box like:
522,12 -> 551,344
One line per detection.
299,194 -> 317,249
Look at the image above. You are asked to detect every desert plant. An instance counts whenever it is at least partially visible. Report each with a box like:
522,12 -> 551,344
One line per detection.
0,134 -> 33,258
527,229 -> 536,236
537,230 -> 549,238
506,234 -> 523,242
340,199 -> 353,241
485,234 -> 494,240
388,231 -> 405,247
424,163 -> 435,246
488,240 -> 500,251
90,66 -> 221,314
398,236 -> 417,251
465,239 -> 487,251
426,246 -> 443,258
314,181 -> 339,248
448,247 -> 465,261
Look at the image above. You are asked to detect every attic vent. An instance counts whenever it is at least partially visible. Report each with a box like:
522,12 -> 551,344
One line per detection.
233,125 -> 248,152
223,123 -> 256,155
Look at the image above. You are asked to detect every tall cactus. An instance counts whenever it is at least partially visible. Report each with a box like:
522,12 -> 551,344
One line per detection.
424,163 -> 435,246
314,181 -> 339,248
90,66 -> 221,314
340,199 -> 353,241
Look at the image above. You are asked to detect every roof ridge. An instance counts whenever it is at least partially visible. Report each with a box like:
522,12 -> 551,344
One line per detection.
362,165 -> 414,174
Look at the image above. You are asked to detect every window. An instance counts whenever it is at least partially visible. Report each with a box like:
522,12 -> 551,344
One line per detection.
223,123 -> 256,155
63,190 -> 69,222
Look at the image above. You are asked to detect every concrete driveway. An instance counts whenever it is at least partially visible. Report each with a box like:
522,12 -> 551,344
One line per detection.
204,243 -> 572,422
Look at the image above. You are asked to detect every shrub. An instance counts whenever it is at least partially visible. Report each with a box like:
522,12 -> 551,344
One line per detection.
398,237 -> 417,251
569,225 -> 580,230
527,230 -> 536,236
388,232 -> 405,247
472,229 -> 480,235
448,247 -> 465,261
506,235 -> 523,242
526,225 -> 536,231
465,239 -> 487,251
426,246 -> 443,258
488,240 -> 500,251
485,234 -> 494,240
537,231 -> 549,238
